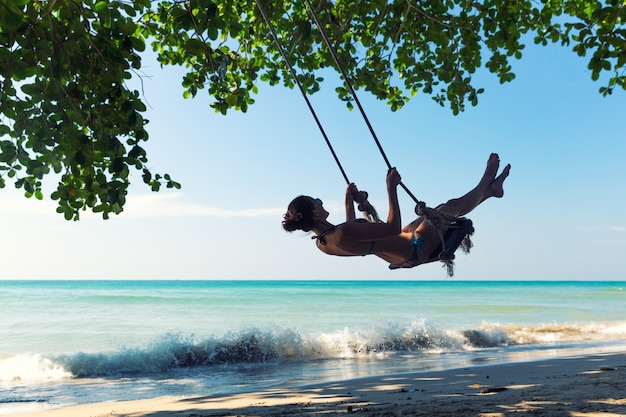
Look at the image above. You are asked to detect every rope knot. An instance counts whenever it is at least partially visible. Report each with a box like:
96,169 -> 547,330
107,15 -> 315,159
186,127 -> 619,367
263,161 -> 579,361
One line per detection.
354,190 -> 380,223
353,191 -> 369,211
414,202 -> 475,277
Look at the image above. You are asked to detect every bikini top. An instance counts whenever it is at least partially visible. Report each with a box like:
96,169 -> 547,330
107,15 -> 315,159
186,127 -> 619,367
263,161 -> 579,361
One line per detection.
311,226 -> 335,246
312,219 -> 375,256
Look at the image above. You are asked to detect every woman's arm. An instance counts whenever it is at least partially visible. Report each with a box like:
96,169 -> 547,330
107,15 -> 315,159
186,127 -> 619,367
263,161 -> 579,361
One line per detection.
339,168 -> 402,241
385,167 -> 402,234
345,183 -> 357,222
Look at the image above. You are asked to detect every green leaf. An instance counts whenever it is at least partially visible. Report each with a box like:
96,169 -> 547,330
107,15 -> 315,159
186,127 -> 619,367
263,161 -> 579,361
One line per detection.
184,38 -> 207,56
0,141 -> 17,163
130,36 -> 146,52
94,1 -> 108,13
2,0 -> 625,220
24,180 -> 33,194
0,3 -> 24,31
225,94 -> 237,106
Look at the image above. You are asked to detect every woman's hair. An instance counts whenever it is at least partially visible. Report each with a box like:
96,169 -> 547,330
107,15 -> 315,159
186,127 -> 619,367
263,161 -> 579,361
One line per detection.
282,196 -> 315,232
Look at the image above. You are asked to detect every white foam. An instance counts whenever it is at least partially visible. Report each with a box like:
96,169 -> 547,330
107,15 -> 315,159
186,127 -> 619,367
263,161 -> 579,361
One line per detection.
0,353 -> 71,386
5,320 -> 626,382
479,320 -> 626,345
0,402 -> 56,416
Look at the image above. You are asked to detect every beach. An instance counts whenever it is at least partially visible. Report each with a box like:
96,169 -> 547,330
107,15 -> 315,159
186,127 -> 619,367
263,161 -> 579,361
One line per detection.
19,352 -> 626,417
2,281 -> 625,415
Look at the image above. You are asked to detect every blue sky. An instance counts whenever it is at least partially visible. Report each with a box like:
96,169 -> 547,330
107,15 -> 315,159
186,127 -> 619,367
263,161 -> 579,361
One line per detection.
1,38 -> 625,280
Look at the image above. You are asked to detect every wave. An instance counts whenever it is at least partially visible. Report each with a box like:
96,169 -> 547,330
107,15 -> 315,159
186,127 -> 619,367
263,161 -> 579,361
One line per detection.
0,353 -> 72,384
2,319 -> 626,383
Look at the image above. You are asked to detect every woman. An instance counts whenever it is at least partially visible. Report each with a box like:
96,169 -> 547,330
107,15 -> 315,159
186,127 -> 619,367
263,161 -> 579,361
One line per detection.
282,153 -> 510,269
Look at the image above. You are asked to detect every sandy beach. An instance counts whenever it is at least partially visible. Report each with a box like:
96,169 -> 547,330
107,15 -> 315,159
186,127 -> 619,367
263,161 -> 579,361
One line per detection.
18,352 -> 626,417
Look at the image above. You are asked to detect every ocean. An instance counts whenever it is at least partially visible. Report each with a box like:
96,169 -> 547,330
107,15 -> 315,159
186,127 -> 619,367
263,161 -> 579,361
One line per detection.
1,280 -> 625,415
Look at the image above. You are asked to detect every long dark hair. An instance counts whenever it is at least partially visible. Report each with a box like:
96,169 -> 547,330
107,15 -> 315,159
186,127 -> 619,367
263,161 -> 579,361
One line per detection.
282,196 -> 316,232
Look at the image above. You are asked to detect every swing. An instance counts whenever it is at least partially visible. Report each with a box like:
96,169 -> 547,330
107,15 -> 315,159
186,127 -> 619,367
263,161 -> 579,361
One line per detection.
255,0 -> 473,276
389,216 -> 474,274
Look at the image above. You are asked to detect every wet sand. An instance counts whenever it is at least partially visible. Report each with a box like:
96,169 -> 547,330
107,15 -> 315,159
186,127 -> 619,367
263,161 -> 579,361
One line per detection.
20,352 -> 626,417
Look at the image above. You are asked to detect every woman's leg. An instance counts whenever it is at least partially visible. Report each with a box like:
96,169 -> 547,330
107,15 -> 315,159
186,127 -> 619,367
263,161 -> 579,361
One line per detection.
438,153 -> 510,217
402,154 -> 510,232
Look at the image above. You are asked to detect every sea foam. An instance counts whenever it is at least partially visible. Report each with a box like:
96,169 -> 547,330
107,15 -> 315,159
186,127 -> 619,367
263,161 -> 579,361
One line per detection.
3,319 -> 625,383
0,353 -> 71,384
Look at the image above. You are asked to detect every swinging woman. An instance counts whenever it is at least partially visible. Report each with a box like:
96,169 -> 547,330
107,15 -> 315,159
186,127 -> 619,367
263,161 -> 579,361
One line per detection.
282,153 -> 510,270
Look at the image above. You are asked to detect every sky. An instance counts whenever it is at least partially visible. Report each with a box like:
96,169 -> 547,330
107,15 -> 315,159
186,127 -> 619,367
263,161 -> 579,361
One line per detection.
1,36 -> 625,280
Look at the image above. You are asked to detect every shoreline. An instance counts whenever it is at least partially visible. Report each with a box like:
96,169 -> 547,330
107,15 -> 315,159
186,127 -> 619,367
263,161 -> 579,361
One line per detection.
17,351 -> 626,417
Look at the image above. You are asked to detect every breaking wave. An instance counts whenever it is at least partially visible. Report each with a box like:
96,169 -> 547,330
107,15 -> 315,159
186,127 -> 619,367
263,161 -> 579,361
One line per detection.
2,319 -> 626,383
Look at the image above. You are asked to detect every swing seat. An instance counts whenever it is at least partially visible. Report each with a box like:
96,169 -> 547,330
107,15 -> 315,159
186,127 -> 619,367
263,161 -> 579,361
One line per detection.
389,218 -> 474,271
427,218 -> 474,263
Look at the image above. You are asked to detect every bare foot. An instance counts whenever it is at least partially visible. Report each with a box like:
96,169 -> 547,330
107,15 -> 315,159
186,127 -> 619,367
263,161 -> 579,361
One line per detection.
488,163 -> 510,198
483,153 -> 500,183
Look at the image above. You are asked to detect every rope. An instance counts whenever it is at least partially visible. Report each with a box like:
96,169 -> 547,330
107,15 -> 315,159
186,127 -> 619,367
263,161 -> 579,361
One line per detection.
302,0 -> 421,205
255,1 -> 474,272
299,1 -> 474,272
254,0 -> 350,185
255,0 -> 380,222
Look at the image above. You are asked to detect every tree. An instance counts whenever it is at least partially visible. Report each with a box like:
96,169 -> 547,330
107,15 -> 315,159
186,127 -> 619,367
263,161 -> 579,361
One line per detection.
1,0 -> 624,219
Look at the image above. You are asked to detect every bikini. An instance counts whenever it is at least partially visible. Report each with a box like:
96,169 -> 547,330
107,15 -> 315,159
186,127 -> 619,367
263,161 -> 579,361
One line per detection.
313,219 -> 423,260
389,218 -> 475,270
317,215 -> 472,271
388,233 -> 425,270
313,219 -> 376,256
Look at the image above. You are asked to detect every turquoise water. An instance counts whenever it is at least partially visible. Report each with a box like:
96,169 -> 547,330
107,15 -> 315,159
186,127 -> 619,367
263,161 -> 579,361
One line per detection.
1,280 -> 625,413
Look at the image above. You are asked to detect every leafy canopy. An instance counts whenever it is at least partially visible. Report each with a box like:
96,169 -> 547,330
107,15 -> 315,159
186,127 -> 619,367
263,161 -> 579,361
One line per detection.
1,0 -> 624,219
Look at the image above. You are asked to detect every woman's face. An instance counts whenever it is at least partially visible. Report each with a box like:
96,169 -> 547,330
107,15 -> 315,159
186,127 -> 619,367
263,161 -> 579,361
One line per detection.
311,197 -> 329,220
